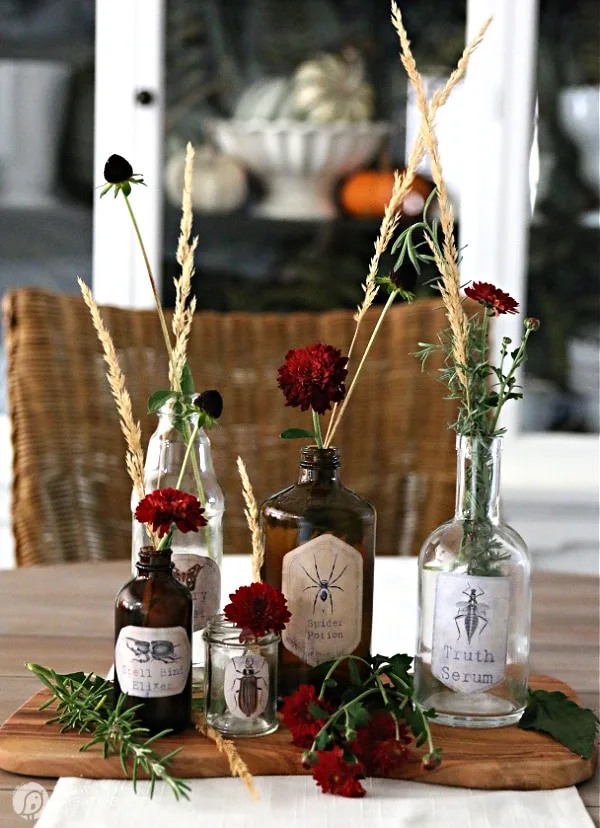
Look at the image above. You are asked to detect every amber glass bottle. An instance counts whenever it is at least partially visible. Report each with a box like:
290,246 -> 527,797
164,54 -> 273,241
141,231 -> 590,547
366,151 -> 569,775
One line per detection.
115,547 -> 192,734
261,447 -> 375,697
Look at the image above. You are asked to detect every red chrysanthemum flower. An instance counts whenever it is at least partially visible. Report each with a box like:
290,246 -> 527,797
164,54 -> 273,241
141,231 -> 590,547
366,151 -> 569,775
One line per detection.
312,747 -> 366,798
281,684 -> 334,748
277,343 -> 348,415
464,281 -> 519,316
350,712 -> 412,775
223,582 -> 291,640
134,488 -> 207,538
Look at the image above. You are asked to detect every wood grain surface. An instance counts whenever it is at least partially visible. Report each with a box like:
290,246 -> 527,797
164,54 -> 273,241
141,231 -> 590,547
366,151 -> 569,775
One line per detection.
0,674 -> 596,792
0,562 -> 597,827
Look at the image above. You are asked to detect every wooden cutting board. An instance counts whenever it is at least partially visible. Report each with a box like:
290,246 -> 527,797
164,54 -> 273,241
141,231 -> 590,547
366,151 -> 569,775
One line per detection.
0,674 -> 595,790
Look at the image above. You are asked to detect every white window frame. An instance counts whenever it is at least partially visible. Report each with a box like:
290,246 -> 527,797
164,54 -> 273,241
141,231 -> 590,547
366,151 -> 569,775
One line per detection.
461,0 -> 598,534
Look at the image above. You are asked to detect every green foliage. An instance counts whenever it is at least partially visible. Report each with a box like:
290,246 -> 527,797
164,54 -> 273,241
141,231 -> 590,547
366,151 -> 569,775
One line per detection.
280,428 -> 316,440
180,363 -> 195,396
26,663 -> 191,800
147,389 -> 176,414
519,689 -> 599,760
305,653 -> 441,771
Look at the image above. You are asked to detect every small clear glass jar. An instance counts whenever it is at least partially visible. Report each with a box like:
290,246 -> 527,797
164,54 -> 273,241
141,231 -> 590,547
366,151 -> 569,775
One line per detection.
203,614 -> 279,737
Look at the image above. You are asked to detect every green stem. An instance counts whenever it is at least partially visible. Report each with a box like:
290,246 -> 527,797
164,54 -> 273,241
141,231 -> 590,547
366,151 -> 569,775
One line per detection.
318,655 -> 372,699
310,688 -> 379,751
157,418 -> 202,551
387,671 -> 435,755
312,410 -> 324,449
489,327 -> 531,434
122,194 -> 176,380
326,291 -> 398,447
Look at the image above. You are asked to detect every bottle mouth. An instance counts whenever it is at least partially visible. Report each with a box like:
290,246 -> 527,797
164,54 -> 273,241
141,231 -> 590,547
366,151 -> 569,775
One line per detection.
137,546 -> 172,568
299,446 -> 341,468
203,614 -> 279,646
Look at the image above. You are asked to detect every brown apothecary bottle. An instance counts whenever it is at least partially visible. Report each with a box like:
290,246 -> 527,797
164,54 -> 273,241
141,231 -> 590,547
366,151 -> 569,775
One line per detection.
260,446 -> 375,697
114,546 -> 192,733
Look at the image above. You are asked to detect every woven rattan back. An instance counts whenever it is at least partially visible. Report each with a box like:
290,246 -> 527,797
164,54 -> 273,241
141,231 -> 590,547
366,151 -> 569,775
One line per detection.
3,288 -> 457,566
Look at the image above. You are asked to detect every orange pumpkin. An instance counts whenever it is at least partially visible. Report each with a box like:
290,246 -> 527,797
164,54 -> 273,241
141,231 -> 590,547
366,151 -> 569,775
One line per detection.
340,170 -> 434,218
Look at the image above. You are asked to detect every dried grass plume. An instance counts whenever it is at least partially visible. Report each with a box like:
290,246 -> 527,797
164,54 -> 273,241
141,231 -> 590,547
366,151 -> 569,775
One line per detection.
170,142 -> 199,390
192,709 -> 258,800
77,278 -> 146,502
237,456 -> 264,582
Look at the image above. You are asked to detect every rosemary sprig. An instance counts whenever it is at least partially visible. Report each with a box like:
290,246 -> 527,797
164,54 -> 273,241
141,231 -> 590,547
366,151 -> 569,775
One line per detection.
26,663 -> 191,800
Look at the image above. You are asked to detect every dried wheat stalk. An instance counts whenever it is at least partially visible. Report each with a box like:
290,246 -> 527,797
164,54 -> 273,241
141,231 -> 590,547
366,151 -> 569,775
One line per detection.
192,709 -> 259,800
78,278 -> 146,502
391,2 -> 491,388
237,456 -> 264,582
325,21 -> 484,446
170,142 -> 199,390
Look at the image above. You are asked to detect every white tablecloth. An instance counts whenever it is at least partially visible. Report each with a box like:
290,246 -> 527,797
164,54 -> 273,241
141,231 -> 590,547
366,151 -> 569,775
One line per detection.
35,557 -> 593,828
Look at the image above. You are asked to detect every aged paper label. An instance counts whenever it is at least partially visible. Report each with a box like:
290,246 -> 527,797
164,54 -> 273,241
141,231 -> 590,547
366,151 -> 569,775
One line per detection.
224,654 -> 269,720
172,553 -> 221,632
431,573 -> 510,694
115,625 -> 191,698
282,534 -> 363,667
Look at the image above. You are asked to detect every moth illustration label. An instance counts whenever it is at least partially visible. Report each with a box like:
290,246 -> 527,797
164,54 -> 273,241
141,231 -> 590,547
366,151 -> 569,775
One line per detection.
171,553 -> 221,632
224,654 -> 269,720
282,534 -> 362,667
115,625 -> 191,698
431,574 -> 510,694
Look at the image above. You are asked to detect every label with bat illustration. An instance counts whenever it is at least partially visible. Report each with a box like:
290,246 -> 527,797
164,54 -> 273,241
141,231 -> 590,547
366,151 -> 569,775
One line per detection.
431,573 -> 510,694
172,553 -> 221,632
224,654 -> 269,719
281,534 -> 362,667
115,625 -> 191,698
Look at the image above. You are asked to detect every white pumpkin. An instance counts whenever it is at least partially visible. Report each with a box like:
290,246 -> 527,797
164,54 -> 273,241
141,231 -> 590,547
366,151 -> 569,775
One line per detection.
289,50 -> 374,123
164,145 -> 247,213
233,77 -> 295,120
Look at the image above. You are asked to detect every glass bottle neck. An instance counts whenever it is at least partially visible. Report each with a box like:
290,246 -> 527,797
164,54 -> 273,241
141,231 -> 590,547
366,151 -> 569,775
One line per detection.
297,446 -> 341,485
135,547 -> 173,576
454,435 -> 502,523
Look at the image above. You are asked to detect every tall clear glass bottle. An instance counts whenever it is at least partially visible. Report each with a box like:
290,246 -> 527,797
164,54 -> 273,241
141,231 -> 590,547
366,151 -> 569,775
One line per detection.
260,446 -> 375,697
132,398 -> 224,682
115,546 -> 192,734
414,435 -> 531,728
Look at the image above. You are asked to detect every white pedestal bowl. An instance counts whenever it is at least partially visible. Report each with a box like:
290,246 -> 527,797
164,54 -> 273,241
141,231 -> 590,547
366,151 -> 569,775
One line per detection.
213,119 -> 389,220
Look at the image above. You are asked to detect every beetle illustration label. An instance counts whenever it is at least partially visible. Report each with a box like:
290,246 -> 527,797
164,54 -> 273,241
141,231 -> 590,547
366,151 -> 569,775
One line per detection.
115,625 -> 191,698
224,654 -> 269,719
431,573 -> 510,694
172,553 -> 221,632
282,534 -> 363,667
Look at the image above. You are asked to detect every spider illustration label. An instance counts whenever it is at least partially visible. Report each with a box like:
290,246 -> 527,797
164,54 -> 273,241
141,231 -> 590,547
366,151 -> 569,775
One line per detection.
224,654 -> 269,720
172,553 -> 220,632
281,534 -> 363,667
431,574 -> 510,695
115,625 -> 191,699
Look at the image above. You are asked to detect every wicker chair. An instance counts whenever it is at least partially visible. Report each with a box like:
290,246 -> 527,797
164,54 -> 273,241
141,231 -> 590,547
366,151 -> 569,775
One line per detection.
3,287 -> 457,566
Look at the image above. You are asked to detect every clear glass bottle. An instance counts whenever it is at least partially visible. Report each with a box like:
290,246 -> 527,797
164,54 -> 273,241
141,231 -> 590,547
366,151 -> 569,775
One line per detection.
260,446 -> 375,697
203,614 -> 279,737
414,435 -> 531,728
115,546 -> 192,734
131,398 -> 224,682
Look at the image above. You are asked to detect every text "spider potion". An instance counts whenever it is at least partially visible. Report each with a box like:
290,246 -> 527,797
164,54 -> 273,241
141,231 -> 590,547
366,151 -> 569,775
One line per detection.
431,574 -> 510,694
281,534 -> 363,667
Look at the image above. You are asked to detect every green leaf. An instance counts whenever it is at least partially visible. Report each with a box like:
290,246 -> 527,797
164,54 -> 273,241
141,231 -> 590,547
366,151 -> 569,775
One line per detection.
348,659 -> 361,687
518,689 -> 599,759
346,702 -> 370,730
323,678 -> 338,689
280,428 -> 315,440
180,362 -> 195,395
147,389 -> 175,414
308,702 -> 331,721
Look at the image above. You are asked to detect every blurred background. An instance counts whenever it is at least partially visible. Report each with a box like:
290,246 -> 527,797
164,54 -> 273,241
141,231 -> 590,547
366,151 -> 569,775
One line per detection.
0,0 -> 598,569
